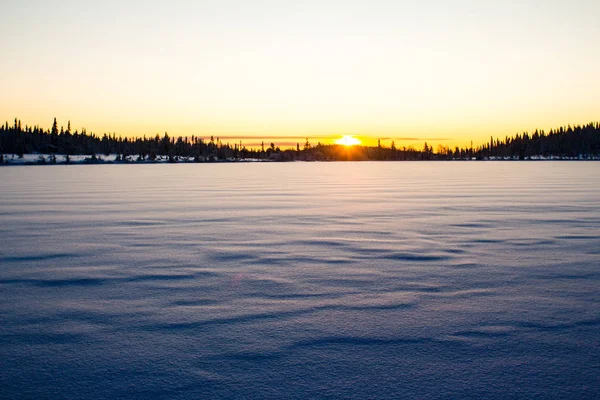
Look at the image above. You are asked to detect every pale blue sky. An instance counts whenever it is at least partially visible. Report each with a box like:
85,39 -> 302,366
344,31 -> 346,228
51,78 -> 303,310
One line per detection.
1,0 -> 599,146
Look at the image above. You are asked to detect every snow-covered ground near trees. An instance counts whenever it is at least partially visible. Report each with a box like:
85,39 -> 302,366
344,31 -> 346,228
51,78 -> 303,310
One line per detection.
0,153 -> 204,164
1,162 -> 599,399
2,153 -> 599,165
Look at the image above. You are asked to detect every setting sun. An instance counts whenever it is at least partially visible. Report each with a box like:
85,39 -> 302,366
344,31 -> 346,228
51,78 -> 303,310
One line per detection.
335,135 -> 361,146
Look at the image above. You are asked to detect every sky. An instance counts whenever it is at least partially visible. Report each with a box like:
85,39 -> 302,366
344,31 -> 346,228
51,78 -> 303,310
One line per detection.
1,0 -> 599,148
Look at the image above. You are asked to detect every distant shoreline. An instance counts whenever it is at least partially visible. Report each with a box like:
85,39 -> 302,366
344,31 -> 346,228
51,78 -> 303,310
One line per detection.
2,119 -> 599,162
2,153 -> 599,166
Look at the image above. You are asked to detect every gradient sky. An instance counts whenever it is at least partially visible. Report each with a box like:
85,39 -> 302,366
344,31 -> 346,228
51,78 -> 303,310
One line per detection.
1,0 -> 599,147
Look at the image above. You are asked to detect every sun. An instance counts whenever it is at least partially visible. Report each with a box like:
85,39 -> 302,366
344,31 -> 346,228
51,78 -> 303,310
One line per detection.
335,135 -> 361,146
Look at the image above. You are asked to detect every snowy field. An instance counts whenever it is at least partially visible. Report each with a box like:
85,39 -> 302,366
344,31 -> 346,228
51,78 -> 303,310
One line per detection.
0,162 -> 599,399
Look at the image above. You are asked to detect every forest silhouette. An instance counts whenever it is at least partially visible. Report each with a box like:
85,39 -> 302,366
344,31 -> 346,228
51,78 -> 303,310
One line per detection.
1,118 -> 599,163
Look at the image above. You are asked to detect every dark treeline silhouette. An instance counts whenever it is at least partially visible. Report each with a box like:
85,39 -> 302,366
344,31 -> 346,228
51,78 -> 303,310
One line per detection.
1,118 -> 599,163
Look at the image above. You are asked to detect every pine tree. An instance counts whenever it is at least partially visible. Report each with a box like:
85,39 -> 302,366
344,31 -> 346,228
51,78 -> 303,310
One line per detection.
51,118 -> 58,136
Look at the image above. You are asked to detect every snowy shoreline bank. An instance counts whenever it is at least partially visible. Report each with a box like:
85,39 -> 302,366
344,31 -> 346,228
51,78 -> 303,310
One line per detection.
2,153 -> 599,165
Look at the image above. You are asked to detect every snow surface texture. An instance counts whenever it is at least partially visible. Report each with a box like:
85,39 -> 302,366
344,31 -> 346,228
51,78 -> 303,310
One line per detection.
1,162 -> 599,399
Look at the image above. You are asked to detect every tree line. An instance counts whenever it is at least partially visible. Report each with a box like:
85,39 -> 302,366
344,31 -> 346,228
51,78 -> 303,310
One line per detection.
1,118 -> 599,163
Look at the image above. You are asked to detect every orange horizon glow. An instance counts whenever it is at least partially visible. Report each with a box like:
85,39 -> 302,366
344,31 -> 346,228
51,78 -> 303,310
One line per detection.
5,114 -> 600,152
5,115 -> 599,152
335,135 -> 361,146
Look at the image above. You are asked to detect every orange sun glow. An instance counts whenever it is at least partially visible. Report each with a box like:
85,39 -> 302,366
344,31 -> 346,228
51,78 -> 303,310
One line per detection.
335,135 -> 361,146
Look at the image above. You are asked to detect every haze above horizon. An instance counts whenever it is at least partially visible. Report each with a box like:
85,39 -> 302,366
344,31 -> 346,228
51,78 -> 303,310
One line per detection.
2,0 -> 599,147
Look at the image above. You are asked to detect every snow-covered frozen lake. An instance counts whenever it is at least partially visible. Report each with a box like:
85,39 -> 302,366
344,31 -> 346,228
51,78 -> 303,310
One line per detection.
1,162 -> 599,399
